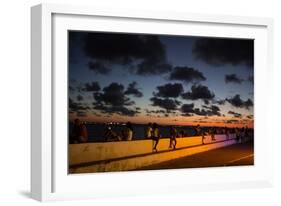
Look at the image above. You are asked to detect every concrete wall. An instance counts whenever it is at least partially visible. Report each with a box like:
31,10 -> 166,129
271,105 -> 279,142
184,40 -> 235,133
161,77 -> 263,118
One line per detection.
70,138 -> 237,173
69,134 -> 236,169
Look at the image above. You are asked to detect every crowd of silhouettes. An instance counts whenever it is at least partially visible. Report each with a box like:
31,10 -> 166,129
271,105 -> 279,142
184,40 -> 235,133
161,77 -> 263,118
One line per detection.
69,119 -> 88,144
104,121 -> 134,141
70,119 -> 253,152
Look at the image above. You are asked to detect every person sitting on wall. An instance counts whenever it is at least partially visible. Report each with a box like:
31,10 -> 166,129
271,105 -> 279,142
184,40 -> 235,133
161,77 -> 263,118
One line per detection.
124,122 -> 133,141
70,118 -> 88,144
104,126 -> 122,141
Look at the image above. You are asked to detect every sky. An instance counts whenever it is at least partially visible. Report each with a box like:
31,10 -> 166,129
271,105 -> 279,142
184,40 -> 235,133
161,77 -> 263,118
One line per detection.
68,31 -> 254,128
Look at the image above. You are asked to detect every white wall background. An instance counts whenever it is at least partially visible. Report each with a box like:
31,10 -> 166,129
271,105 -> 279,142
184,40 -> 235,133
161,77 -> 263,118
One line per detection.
0,0 -> 280,205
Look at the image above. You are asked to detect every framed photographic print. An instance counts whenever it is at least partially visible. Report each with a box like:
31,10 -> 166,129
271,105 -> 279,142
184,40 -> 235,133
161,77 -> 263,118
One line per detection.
31,3 -> 274,201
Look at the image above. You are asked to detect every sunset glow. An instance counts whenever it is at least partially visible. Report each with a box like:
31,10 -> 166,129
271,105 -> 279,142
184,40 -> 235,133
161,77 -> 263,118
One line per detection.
68,31 -> 254,128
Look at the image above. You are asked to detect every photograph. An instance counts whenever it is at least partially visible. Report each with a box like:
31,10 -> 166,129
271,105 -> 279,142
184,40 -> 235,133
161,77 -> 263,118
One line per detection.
68,31 -> 254,174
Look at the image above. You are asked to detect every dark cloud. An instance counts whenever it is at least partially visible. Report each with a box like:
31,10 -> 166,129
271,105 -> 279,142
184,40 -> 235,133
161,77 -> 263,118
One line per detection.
225,74 -> 244,84
84,81 -> 101,92
226,94 -> 253,109
82,32 -> 171,75
68,79 -> 85,93
209,105 -> 220,114
244,99 -> 254,108
181,103 -> 195,116
204,99 -> 210,105
150,97 -> 181,111
135,107 -> 141,111
94,83 -> 134,106
88,61 -> 111,74
77,95 -> 83,101
201,105 -> 221,116
228,111 -> 242,118
169,66 -> 206,84
247,115 -> 253,119
145,109 -> 166,114
150,83 -> 184,111
92,82 -> 139,116
193,38 -> 254,67
92,103 -> 108,111
154,83 -> 184,98
69,98 -> 90,113
193,108 -> 209,116
124,81 -> 143,98
242,118 -> 250,123
181,104 -> 221,116
145,109 -> 176,117
182,84 -> 215,101
226,119 -> 239,123
93,104 -> 140,116
136,60 -> 172,75
69,86 -> 75,93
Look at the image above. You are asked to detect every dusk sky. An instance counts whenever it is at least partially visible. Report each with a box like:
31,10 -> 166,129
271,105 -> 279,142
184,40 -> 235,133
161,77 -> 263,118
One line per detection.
68,31 -> 254,128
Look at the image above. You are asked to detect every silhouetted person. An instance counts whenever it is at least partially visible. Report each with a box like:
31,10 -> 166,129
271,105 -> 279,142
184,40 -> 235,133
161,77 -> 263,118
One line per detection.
225,127 -> 229,140
210,127 -> 216,141
70,119 -> 88,143
124,122 -> 133,141
195,124 -> 205,144
145,123 -> 153,139
104,126 -> 122,141
195,124 -> 200,135
235,127 -> 240,143
104,126 -> 111,141
244,126 -> 249,141
241,127 -> 246,143
179,130 -> 185,137
169,126 -> 177,149
152,123 -> 160,152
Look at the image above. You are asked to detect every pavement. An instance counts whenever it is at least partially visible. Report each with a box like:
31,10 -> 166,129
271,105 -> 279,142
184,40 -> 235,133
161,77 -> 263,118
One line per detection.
135,141 -> 254,171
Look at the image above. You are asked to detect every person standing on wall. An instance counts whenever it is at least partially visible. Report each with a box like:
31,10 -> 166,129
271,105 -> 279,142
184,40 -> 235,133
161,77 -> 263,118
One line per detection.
195,124 -> 205,144
225,127 -> 230,140
235,127 -> 240,143
210,127 -> 216,141
152,123 -> 160,152
145,123 -> 153,139
169,126 -> 177,149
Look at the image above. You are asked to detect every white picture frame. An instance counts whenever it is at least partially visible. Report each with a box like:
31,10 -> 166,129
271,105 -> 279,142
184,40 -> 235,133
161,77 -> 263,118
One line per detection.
31,3 -> 274,202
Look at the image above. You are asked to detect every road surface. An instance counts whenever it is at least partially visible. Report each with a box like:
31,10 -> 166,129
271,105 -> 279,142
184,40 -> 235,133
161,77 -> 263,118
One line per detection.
135,141 -> 254,171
